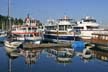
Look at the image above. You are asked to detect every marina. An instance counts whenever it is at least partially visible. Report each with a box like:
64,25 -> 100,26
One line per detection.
0,0 -> 108,72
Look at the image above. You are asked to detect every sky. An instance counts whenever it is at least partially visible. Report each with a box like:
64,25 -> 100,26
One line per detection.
0,0 -> 108,25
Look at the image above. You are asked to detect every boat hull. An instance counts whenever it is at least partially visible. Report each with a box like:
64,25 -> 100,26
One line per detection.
44,34 -> 80,43
4,40 -> 22,48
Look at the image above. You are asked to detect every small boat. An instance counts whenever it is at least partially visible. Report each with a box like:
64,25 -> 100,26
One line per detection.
4,39 -> 22,48
82,48 -> 92,59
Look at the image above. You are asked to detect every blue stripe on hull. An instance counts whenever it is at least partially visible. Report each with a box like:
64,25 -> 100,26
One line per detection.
44,34 -> 80,41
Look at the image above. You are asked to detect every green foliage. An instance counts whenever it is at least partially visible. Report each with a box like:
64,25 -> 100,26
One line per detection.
0,14 -> 23,30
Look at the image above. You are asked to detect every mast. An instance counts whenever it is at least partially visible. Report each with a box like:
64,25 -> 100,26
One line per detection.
2,22 -> 4,31
8,0 -> 11,31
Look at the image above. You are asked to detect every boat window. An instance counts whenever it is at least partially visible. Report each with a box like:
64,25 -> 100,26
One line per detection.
30,34 -> 33,37
25,34 -> 29,37
58,19 -> 72,21
59,25 -> 64,30
102,36 -> 105,40
46,26 -> 56,30
87,26 -> 98,30
28,27 -> 32,30
80,22 -> 82,24
65,25 -> 67,30
22,28 -> 26,30
73,27 -> 84,30
83,19 -> 96,22
64,25 -> 72,30
32,28 -> 37,30
67,25 -> 72,29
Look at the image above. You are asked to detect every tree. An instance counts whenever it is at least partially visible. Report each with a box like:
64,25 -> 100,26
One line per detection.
18,18 -> 23,25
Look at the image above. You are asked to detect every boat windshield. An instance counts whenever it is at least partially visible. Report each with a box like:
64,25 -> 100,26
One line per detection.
83,19 -> 96,23
73,27 -> 84,30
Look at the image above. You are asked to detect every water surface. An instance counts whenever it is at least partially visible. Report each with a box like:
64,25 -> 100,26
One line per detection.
0,45 -> 108,72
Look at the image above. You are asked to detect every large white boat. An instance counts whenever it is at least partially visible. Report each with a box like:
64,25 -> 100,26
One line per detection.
4,15 -> 43,49
73,16 -> 104,40
11,15 -> 43,44
44,16 -> 81,43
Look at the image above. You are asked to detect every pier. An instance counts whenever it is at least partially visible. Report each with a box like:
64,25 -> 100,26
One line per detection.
82,31 -> 108,51
22,43 -> 71,49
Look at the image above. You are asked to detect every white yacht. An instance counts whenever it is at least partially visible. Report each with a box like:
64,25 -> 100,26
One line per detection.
73,16 -> 104,39
4,15 -> 43,49
44,16 -> 81,43
11,15 -> 43,44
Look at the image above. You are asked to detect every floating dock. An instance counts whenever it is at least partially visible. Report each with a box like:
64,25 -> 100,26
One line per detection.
22,43 -> 71,49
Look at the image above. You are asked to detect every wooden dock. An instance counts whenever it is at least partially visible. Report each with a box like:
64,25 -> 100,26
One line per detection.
23,43 -> 71,49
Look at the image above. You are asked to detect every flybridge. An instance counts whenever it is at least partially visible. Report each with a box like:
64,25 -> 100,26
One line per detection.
81,16 -> 96,23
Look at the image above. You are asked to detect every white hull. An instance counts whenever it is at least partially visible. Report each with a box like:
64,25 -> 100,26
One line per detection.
82,48 -> 92,59
44,34 -> 80,43
4,40 -> 22,48
34,40 -> 41,44
80,30 -> 104,39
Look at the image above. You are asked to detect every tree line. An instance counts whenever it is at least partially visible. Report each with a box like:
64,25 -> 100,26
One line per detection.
0,14 -> 23,30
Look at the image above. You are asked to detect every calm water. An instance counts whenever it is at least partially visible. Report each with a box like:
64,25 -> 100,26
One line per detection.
0,44 -> 108,72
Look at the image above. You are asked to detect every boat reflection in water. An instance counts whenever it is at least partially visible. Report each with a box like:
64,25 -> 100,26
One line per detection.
5,48 -> 20,72
4,46 -> 108,67
75,48 -> 93,63
20,48 -> 42,64
46,48 -> 75,65
4,45 -> 21,59
92,49 -> 108,62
